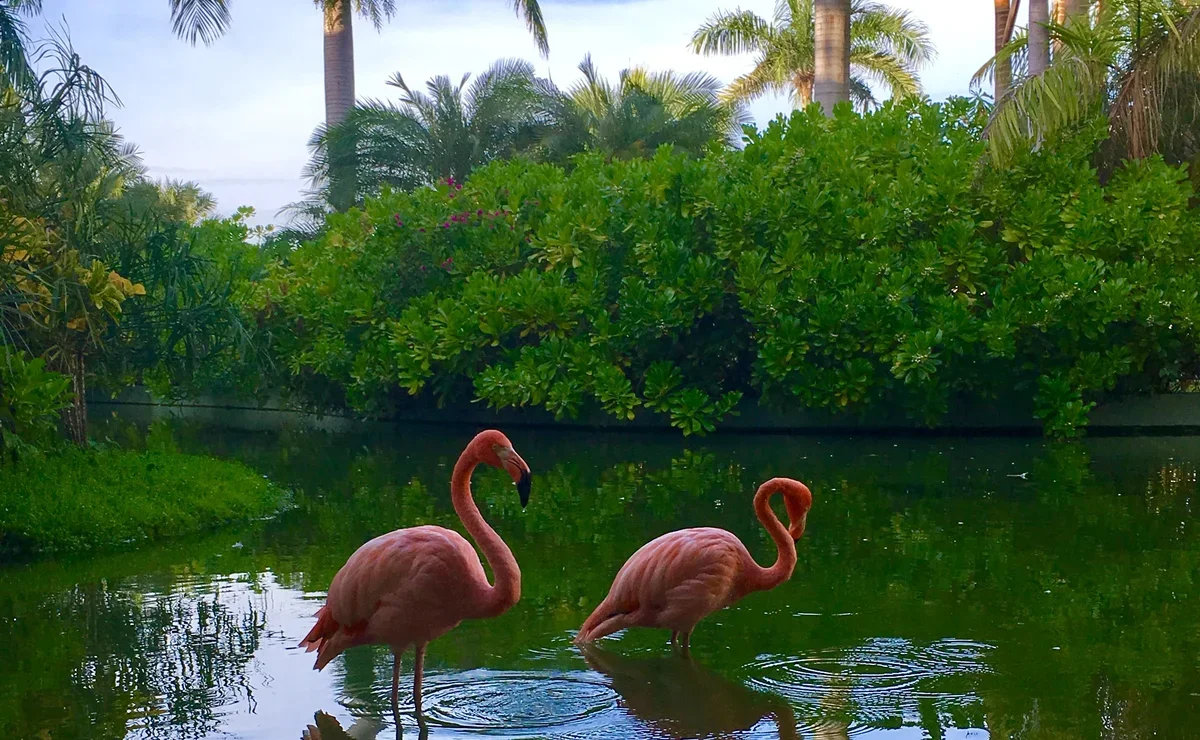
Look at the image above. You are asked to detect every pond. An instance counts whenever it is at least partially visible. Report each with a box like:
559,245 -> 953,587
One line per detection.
1,422 -> 1198,739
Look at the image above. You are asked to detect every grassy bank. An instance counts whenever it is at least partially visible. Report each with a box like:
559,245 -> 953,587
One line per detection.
0,448 -> 286,554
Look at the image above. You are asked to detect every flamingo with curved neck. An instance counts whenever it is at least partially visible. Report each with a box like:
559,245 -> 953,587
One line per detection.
300,430 -> 531,718
576,477 -> 812,651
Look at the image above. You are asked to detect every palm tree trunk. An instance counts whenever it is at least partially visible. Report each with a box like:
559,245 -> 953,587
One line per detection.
59,348 -> 87,446
323,0 -> 357,211
1029,0 -> 1051,76
995,0 -> 1013,101
1053,0 -> 1088,55
793,73 -> 814,107
814,0 -> 850,116
1054,0 -> 1088,25
323,0 -> 355,127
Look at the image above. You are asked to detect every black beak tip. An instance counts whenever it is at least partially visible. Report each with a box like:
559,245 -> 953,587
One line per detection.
517,471 -> 531,509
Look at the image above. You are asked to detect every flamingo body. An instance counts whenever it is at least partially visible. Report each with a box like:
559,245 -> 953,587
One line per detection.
577,478 -> 812,647
580,528 -> 750,638
301,525 -> 490,669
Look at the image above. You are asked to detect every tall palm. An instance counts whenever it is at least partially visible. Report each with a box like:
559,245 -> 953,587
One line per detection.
976,0 -> 1200,167
691,0 -> 934,112
538,55 -> 750,162
814,0 -> 851,113
304,59 -> 544,208
164,1 -> 549,129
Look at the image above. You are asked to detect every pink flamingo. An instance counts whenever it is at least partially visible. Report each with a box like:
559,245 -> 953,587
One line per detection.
575,478 -> 812,651
299,430 -> 532,717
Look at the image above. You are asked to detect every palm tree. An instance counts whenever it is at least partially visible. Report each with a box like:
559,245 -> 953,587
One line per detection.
304,59 -> 544,209
814,0 -> 851,113
537,55 -> 750,162
120,178 -> 218,224
976,0 -> 1200,167
690,0 -> 934,112
0,0 -> 40,91
163,1 -> 549,129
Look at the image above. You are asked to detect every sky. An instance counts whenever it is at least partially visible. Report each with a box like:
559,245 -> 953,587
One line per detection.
29,0 -> 1008,225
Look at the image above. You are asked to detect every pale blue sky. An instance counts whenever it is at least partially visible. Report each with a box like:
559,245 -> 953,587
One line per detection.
30,0 -> 1000,225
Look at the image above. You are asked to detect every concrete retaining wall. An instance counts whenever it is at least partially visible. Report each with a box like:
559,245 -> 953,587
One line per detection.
89,387 -> 1200,435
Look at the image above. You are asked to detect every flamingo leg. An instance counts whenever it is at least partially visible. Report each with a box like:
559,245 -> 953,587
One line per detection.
413,644 -> 427,714
391,651 -> 403,726
680,630 -> 692,656
670,630 -> 678,645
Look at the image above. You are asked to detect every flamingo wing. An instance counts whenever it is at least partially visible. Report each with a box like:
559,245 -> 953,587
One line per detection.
579,528 -> 745,641
300,525 -> 488,669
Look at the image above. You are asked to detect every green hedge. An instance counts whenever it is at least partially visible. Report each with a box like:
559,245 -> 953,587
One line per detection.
258,99 -> 1200,436
0,448 -> 286,553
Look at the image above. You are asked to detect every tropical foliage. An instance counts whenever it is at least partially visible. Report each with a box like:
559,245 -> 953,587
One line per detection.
976,0 -> 1200,168
257,99 -> 1200,437
305,59 -> 545,213
2,28 -> 263,448
691,0 -> 934,110
537,55 -> 749,162
303,56 -> 748,215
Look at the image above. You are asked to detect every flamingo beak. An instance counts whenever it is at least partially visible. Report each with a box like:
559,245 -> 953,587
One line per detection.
517,469 -> 532,509
789,513 -> 807,542
503,449 -> 532,509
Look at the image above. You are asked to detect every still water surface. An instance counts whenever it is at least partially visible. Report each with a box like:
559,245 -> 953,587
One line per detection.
2,423 -> 1198,739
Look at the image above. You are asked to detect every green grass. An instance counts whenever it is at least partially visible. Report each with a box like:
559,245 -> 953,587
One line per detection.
0,448 -> 287,554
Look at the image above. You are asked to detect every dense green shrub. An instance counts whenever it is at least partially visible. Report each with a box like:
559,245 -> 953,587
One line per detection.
0,448 -> 286,553
0,352 -> 72,456
257,99 -> 1200,436
95,210 -> 271,400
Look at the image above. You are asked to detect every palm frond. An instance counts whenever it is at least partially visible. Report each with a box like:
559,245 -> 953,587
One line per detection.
985,55 -> 1103,165
352,0 -> 397,31
1110,7 -> 1200,159
850,49 -> 922,99
30,26 -> 121,122
722,58 -> 796,104
691,9 -> 775,55
850,1 -> 935,67
511,0 -> 549,58
168,0 -> 232,46
848,75 -> 877,111
972,28 -> 1030,93
0,4 -> 34,91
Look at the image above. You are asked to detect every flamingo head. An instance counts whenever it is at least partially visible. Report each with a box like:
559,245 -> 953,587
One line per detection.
782,480 -> 813,542
472,429 -> 532,508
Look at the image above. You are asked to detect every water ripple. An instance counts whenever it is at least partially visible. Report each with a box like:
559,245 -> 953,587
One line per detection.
744,637 -> 994,736
419,670 -> 620,735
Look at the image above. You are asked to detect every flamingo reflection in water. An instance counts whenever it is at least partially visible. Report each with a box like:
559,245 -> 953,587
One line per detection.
300,711 -> 387,740
581,644 -> 801,739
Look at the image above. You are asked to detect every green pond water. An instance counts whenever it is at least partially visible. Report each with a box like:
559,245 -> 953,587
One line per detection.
2,422 -> 1199,739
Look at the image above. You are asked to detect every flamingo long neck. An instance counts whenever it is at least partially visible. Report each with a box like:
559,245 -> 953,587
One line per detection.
451,450 -> 520,617
745,481 -> 799,593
